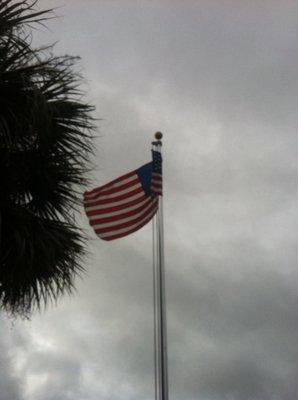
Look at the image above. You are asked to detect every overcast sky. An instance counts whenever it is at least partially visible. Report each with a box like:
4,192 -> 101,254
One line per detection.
1,1 -> 298,399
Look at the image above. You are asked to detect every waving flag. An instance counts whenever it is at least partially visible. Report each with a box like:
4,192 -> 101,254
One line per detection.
84,150 -> 162,241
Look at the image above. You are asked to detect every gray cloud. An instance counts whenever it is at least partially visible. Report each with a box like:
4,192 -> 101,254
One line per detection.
0,319 -> 24,400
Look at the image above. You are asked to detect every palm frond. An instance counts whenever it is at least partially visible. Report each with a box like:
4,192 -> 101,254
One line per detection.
0,1 -> 52,37
0,0 -> 96,316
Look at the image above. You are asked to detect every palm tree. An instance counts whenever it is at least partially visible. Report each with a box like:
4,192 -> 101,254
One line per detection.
0,1 -> 95,316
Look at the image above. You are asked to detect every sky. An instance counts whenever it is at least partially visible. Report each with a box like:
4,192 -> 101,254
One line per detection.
1,1 -> 298,399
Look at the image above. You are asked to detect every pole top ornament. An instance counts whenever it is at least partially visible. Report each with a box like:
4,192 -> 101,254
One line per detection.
155,131 -> 163,140
152,131 -> 163,146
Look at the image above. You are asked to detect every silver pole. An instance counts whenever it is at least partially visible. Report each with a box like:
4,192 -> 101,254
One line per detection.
152,134 -> 168,400
152,212 -> 159,400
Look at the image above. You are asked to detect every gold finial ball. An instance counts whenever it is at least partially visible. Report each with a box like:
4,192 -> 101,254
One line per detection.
155,131 -> 163,140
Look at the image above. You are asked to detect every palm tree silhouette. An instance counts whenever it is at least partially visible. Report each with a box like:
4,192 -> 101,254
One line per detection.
0,1 -> 95,316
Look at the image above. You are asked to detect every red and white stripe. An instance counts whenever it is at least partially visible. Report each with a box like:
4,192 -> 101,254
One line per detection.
151,172 -> 162,196
84,170 -> 159,241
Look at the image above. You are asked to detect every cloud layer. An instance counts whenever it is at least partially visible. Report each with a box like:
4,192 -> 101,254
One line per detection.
1,1 -> 298,399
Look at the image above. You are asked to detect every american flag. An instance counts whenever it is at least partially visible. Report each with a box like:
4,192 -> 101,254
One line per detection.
84,150 -> 162,241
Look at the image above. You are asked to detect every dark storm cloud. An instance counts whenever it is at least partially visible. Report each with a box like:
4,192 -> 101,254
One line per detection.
2,1 -> 298,399
166,238 -> 298,399
65,0 -> 298,129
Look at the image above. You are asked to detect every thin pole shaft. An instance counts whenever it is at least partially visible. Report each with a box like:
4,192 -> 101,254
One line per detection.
152,214 -> 159,400
152,141 -> 168,400
157,196 -> 168,400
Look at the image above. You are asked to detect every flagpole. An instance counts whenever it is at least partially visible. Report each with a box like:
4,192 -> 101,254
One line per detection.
152,132 -> 168,400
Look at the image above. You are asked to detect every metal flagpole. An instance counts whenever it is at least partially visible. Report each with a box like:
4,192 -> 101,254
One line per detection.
152,132 -> 168,400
